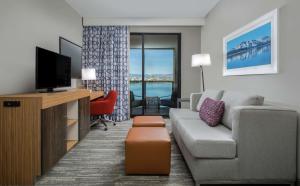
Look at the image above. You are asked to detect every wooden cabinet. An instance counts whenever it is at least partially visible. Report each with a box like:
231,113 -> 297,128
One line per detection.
0,98 -> 41,185
41,104 -> 67,174
0,89 -> 103,185
79,97 -> 90,140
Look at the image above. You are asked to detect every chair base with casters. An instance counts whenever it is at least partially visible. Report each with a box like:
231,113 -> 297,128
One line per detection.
90,115 -> 116,131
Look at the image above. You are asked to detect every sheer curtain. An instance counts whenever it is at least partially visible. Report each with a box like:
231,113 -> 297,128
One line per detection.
82,26 -> 129,121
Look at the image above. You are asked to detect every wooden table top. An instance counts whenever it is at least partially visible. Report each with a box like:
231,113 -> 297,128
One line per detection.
0,89 -> 104,109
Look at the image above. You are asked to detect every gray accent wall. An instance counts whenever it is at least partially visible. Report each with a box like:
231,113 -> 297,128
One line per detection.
0,0 -> 82,95
201,0 -> 300,109
129,26 -> 202,104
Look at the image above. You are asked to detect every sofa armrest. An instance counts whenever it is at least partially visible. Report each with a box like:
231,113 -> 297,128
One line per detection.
190,93 -> 202,111
231,106 -> 298,180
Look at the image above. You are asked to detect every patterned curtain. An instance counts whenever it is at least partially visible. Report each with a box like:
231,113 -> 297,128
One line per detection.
82,26 -> 129,121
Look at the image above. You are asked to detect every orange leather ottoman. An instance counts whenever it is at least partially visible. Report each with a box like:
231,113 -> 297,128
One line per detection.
132,116 -> 165,127
125,127 -> 171,175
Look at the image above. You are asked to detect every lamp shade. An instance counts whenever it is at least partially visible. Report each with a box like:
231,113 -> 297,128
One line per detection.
81,68 -> 96,80
191,54 -> 211,67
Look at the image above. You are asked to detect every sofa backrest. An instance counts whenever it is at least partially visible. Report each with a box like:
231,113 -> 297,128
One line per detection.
220,91 -> 264,129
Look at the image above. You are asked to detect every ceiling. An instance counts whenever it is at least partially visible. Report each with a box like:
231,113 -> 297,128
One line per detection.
65,0 -> 220,18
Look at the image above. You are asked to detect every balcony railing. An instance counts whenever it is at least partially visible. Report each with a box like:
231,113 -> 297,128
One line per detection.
130,80 -> 174,99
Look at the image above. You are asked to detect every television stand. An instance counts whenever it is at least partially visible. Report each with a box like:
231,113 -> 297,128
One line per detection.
0,89 -> 104,185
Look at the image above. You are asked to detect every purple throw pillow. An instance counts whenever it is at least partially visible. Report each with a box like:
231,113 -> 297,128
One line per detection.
199,97 -> 225,127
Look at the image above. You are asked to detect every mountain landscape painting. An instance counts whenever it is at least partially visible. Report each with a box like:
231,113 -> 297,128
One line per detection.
223,9 -> 278,76
227,22 -> 271,69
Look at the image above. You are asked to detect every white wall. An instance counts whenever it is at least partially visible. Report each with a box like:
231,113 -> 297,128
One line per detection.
0,0 -> 82,94
129,26 -> 202,101
201,0 -> 300,109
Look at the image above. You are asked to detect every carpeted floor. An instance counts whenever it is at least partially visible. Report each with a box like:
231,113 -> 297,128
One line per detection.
36,119 -> 194,186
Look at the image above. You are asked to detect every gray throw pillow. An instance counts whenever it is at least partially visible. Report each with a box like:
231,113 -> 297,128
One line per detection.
196,90 -> 224,111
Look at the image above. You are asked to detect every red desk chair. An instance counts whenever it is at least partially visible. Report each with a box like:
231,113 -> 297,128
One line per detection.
90,90 -> 118,131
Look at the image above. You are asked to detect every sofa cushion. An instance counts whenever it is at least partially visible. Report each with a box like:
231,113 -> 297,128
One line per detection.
169,108 -> 199,121
221,91 -> 264,129
196,90 -> 224,111
175,119 -> 236,158
199,98 -> 225,127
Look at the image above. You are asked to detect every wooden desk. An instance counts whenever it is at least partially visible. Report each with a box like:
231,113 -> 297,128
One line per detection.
90,90 -> 104,100
0,89 -> 103,185
3,89 -> 104,108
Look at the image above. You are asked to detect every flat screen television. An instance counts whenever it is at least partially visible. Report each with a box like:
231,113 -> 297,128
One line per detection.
36,47 -> 71,92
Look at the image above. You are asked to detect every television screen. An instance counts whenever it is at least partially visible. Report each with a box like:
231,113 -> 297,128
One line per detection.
36,47 -> 71,91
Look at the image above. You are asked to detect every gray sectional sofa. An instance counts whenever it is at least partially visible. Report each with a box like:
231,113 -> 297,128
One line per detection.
170,90 -> 298,185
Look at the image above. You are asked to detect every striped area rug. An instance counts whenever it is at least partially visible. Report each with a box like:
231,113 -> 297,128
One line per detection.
36,119 -> 194,186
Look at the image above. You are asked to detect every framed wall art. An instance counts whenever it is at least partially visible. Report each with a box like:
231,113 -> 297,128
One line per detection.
223,9 -> 278,76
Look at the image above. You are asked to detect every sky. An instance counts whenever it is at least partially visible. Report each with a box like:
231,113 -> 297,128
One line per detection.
130,49 -> 174,75
227,22 -> 271,50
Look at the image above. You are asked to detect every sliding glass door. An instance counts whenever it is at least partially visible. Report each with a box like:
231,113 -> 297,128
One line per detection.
130,33 -> 181,117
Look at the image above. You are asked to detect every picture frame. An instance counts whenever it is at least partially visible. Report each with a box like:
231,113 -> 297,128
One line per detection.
223,9 -> 278,76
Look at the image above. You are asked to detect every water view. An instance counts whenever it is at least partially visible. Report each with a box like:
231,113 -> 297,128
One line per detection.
130,34 -> 179,116
130,48 -> 174,100
130,82 -> 173,100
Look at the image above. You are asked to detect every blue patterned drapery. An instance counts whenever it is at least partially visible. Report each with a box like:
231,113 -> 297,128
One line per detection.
82,26 -> 129,121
